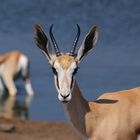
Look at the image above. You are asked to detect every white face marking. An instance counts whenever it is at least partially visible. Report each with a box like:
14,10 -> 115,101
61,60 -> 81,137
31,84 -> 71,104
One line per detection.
53,60 -> 77,103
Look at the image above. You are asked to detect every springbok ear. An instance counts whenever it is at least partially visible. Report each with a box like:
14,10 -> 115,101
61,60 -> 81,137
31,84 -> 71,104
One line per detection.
77,26 -> 99,62
34,24 -> 52,61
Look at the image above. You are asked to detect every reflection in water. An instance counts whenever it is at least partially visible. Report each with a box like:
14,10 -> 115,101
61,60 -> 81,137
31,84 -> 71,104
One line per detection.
0,93 -> 33,120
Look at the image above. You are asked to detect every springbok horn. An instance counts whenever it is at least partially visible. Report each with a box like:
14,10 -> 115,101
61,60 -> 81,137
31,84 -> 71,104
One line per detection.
49,24 -> 61,56
69,24 -> 80,56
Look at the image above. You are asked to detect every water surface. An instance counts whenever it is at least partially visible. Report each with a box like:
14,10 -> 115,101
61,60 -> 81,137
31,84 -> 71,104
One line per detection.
0,0 -> 140,121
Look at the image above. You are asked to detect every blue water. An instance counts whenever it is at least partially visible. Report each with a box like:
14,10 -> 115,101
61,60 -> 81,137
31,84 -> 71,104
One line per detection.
0,0 -> 140,121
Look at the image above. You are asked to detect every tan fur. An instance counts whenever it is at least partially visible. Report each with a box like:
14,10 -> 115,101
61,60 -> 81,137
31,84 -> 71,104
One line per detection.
0,51 -> 22,95
58,55 -> 75,70
0,51 -> 20,64
51,54 -> 76,70
0,51 -> 33,96
50,54 -> 140,140
63,81 -> 140,140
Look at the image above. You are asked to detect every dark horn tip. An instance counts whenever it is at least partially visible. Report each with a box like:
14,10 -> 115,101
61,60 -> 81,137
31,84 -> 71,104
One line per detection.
49,24 -> 54,32
76,24 -> 80,31
76,24 -> 80,28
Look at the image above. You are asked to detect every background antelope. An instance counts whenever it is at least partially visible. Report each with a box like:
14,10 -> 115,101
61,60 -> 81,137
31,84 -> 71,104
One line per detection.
0,51 -> 34,96
35,24 -> 140,140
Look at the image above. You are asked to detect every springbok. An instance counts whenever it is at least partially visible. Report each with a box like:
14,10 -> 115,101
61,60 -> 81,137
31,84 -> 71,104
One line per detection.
35,24 -> 140,140
0,51 -> 34,96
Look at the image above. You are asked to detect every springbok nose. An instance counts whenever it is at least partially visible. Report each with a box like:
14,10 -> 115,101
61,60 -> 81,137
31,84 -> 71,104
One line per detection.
60,93 -> 70,99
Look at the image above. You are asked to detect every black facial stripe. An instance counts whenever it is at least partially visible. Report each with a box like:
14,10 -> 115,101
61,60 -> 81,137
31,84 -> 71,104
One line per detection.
51,67 -> 60,89
73,67 -> 78,75
52,67 -> 57,75
70,67 -> 78,89
70,75 -> 74,89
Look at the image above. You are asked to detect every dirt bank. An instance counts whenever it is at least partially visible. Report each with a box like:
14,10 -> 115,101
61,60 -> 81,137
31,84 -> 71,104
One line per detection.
0,118 -> 81,140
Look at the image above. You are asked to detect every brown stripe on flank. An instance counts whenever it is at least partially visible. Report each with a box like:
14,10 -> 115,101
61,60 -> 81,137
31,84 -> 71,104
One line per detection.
0,51 -> 22,65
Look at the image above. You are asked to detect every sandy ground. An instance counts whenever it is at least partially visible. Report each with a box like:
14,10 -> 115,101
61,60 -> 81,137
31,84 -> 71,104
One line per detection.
0,118 -> 81,140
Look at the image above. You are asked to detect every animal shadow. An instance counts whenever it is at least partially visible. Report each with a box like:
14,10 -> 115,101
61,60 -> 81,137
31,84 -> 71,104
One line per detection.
94,99 -> 118,104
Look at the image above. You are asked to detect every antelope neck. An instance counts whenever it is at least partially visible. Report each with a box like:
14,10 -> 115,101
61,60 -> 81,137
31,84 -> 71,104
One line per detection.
62,81 -> 90,137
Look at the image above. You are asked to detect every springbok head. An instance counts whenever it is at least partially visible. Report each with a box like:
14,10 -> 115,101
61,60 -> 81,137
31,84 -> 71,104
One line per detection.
35,24 -> 99,103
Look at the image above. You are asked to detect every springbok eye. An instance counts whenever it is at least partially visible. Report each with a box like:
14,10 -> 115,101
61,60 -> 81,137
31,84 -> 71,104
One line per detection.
73,67 -> 79,75
51,67 -> 57,75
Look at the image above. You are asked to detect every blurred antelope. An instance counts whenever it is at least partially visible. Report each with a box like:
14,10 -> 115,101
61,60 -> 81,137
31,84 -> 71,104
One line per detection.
35,24 -> 140,140
0,51 -> 34,96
